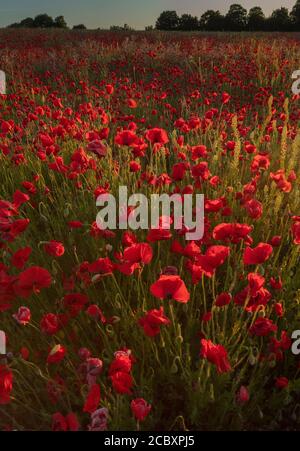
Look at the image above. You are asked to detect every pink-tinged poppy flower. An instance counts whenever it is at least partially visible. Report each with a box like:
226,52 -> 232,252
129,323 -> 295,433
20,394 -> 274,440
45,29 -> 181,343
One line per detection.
87,140 -> 107,158
243,243 -> 273,265
249,317 -> 277,337
44,240 -> 65,257
150,275 -> 190,303
13,306 -> 31,325
15,266 -> 52,298
83,383 -> 101,414
244,199 -> 263,220
47,344 -> 66,364
131,398 -> 152,422
0,365 -> 13,405
139,307 -> 170,337
236,386 -> 250,404
88,408 -> 109,431
200,339 -> 231,374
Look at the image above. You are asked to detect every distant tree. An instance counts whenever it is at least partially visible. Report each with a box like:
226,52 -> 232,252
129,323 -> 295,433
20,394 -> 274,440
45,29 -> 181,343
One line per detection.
225,4 -> 248,31
73,24 -> 87,30
291,0 -> 300,30
7,22 -> 20,28
19,17 -> 34,28
110,24 -> 133,31
199,10 -> 225,31
268,7 -> 291,31
54,16 -> 67,28
248,7 -> 265,31
33,14 -> 54,28
178,14 -> 199,31
155,11 -> 179,30
145,25 -> 154,31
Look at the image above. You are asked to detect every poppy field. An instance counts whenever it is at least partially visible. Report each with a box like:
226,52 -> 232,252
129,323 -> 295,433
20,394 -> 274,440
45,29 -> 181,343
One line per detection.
0,29 -> 300,431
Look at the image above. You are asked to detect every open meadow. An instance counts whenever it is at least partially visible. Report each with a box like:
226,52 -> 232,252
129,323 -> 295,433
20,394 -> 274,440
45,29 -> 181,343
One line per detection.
0,29 -> 300,430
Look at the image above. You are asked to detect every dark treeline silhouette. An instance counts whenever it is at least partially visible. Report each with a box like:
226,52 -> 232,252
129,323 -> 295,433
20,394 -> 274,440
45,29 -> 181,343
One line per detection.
6,2 -> 300,32
8,14 -> 87,30
155,2 -> 300,31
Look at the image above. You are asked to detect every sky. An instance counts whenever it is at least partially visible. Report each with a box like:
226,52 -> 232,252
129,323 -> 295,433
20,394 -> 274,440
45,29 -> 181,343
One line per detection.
0,0 -> 296,29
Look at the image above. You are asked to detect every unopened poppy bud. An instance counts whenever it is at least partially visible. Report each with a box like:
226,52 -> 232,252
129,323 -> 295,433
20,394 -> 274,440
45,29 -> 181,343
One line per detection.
248,353 -> 256,366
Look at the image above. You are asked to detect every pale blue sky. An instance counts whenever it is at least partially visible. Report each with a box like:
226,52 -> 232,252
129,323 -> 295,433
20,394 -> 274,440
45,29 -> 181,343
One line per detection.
0,0 -> 296,29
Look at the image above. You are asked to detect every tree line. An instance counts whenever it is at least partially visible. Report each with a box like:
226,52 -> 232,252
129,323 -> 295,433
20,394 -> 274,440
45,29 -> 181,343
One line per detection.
155,2 -> 300,31
6,2 -> 300,32
8,14 -> 86,30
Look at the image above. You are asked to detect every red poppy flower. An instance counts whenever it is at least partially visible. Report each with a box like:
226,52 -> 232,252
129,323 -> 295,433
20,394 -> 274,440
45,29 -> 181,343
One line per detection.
15,266 -> 52,298
145,128 -> 169,145
83,383 -> 101,414
40,313 -> 60,335
292,220 -> 300,245
275,377 -> 289,389
115,130 -> 139,147
63,293 -> 88,317
249,317 -> 277,336
13,306 -> 31,325
215,292 -> 232,307
150,275 -> 190,303
47,344 -> 66,364
88,257 -> 114,274
131,398 -> 152,422
11,246 -> 32,269
243,243 -> 273,265
0,365 -> 13,405
109,354 -> 132,375
213,223 -> 252,243
139,307 -> 170,337
123,243 -> 153,265
44,240 -> 65,257
52,412 -> 68,431
236,386 -> 249,404
200,339 -> 231,374
110,371 -> 133,395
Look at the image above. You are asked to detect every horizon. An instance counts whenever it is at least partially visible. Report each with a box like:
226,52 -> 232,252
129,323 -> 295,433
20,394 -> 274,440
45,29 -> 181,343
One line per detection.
0,0 -> 296,29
